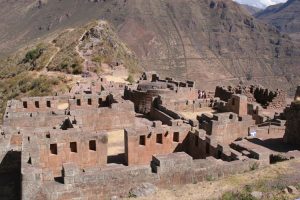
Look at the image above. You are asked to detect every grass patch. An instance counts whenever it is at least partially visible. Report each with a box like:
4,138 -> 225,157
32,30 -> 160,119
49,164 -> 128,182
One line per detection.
250,162 -> 260,171
222,190 -> 256,200
47,28 -> 86,74
0,72 -> 67,123
22,46 -> 44,64
126,74 -> 135,84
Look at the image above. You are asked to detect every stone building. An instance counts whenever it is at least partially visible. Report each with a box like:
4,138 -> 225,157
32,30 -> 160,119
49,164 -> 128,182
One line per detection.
284,89 -> 300,145
0,73 -> 299,200
215,85 -> 286,109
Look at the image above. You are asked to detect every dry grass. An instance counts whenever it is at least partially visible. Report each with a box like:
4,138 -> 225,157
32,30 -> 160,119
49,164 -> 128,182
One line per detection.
124,159 -> 300,200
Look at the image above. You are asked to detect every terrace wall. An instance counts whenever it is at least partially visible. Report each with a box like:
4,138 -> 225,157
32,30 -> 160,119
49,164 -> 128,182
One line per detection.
23,153 -> 261,200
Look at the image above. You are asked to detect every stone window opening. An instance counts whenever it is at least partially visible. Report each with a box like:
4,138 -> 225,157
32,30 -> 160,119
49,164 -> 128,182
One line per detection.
88,98 -> 92,105
35,101 -> 40,108
217,150 -> 222,159
206,142 -> 210,155
47,101 -> 51,108
139,135 -> 146,146
27,157 -> 32,164
195,136 -> 199,147
23,101 -> 28,108
232,98 -> 235,106
89,140 -> 96,151
70,142 -> 77,153
173,132 -> 180,142
98,98 -> 102,107
50,144 -> 58,155
77,99 -> 81,106
156,134 -> 163,144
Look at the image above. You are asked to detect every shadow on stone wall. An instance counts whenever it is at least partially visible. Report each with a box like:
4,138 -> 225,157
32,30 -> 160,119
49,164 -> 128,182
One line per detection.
0,151 -> 21,200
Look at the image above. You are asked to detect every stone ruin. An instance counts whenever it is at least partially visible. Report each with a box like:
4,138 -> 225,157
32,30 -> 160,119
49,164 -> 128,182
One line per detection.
0,72 -> 299,200
295,86 -> 300,101
284,88 -> 300,146
215,85 -> 286,109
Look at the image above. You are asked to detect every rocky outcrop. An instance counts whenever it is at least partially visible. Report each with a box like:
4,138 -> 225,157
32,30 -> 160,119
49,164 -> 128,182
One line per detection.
78,21 -> 138,73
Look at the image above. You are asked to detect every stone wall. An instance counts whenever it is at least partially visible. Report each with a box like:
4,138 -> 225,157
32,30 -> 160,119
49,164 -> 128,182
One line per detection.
215,85 -> 286,109
125,121 -> 190,165
284,102 -> 300,145
199,112 -> 255,145
124,72 -> 198,114
22,129 -> 108,178
24,152 -> 261,200
161,98 -> 214,112
70,100 -> 135,131
216,94 -> 248,117
295,86 -> 300,101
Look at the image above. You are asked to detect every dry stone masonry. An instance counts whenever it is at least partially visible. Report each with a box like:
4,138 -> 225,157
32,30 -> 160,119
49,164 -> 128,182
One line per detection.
0,72 -> 299,200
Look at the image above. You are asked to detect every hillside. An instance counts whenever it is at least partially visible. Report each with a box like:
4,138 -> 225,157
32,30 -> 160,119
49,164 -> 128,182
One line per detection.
0,20 -> 138,122
240,4 -> 262,15
233,0 -> 287,9
0,0 -> 300,92
256,0 -> 300,41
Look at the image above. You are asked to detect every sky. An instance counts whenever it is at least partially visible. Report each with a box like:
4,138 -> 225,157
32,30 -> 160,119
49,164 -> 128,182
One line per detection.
233,0 -> 288,9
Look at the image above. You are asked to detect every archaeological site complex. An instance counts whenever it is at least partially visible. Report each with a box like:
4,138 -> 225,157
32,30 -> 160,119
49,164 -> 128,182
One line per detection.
0,72 -> 300,199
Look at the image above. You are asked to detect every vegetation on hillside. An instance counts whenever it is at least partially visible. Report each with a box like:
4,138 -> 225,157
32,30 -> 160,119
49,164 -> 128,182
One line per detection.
0,72 -> 68,122
46,28 -> 86,74
0,20 -> 141,123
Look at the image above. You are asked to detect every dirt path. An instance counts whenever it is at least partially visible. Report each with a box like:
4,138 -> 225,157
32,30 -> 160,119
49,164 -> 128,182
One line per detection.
43,45 -> 61,72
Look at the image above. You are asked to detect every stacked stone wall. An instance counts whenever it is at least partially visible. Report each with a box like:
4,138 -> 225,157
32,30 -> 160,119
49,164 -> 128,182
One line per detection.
125,122 -> 190,165
215,85 -> 286,109
29,153 -> 261,200
22,130 -> 108,178
284,102 -> 300,145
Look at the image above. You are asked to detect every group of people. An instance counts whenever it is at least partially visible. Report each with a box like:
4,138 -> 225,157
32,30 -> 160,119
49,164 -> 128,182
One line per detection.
198,90 -> 207,99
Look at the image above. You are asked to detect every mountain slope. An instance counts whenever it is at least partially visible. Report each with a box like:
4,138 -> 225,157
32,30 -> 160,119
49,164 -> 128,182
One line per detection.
240,4 -> 262,15
0,20 -> 138,121
0,0 -> 300,92
255,0 -> 300,41
233,0 -> 287,9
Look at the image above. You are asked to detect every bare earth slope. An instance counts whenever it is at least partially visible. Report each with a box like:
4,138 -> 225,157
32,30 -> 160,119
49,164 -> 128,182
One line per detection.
0,0 -> 300,91
256,0 -> 300,42
240,4 -> 262,15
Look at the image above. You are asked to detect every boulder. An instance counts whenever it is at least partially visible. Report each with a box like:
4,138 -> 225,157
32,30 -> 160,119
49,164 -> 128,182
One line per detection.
129,183 -> 158,197
287,185 -> 298,194
250,191 -> 263,199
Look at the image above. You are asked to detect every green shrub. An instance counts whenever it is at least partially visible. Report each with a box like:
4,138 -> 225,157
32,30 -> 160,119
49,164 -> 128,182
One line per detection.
250,162 -> 259,171
126,74 -> 135,84
206,175 -> 215,181
222,191 -> 256,200
23,47 -> 43,64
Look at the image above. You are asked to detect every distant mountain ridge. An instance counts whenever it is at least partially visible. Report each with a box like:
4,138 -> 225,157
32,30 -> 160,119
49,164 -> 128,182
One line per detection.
233,0 -> 287,8
0,0 -> 299,93
255,0 -> 300,41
